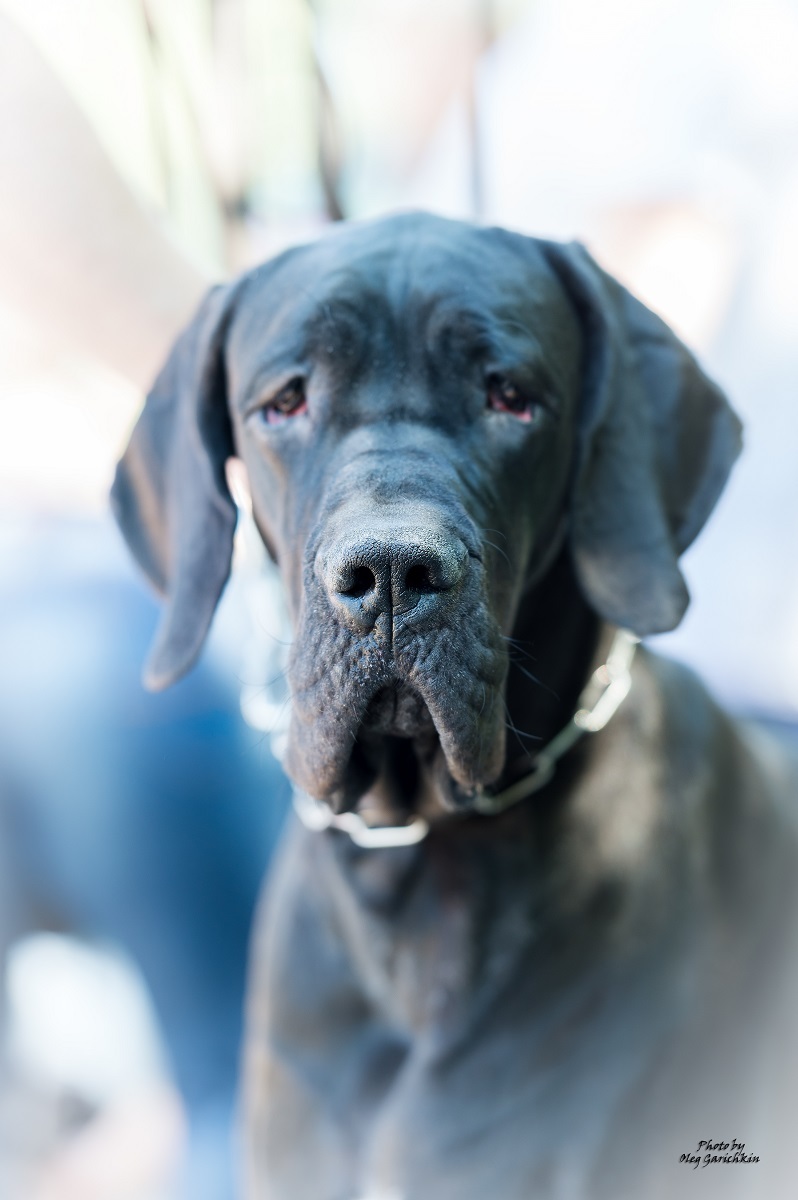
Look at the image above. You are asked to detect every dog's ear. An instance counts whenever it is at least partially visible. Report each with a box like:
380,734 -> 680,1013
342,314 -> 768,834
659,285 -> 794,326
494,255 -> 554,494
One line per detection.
111,283 -> 240,690
542,241 -> 742,636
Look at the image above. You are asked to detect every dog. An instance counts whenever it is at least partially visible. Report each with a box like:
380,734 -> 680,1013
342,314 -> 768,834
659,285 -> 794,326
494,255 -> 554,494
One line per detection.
112,212 -> 798,1199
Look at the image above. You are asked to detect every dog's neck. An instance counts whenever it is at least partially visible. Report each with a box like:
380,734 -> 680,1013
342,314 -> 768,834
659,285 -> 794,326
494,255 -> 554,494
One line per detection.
498,547 -> 601,791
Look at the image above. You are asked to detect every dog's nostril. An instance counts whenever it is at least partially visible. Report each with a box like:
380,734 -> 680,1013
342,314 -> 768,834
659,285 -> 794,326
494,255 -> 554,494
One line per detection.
340,565 -> 376,598
404,563 -> 438,594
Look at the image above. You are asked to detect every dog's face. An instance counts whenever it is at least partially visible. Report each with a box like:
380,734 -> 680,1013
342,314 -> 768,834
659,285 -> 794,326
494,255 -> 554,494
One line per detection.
112,213 -> 741,813
228,221 -> 583,810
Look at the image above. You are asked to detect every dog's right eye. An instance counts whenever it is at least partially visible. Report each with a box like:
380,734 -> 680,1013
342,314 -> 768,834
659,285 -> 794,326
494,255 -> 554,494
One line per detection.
258,378 -> 308,425
486,373 -> 545,424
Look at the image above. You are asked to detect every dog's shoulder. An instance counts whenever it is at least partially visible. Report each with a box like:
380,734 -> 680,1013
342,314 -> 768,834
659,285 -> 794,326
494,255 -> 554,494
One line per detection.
624,645 -> 798,908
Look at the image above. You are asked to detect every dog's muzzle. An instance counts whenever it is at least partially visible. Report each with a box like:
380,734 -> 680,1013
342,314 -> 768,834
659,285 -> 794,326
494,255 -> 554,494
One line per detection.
293,628 -> 639,848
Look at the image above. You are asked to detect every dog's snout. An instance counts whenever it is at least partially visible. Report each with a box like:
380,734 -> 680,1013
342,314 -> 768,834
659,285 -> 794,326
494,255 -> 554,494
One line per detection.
321,530 -> 467,632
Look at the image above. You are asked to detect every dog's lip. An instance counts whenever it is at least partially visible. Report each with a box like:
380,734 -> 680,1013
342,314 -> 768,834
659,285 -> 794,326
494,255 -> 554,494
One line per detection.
285,619 -> 508,812
290,690 -> 501,815
309,681 -> 449,815
327,677 -> 501,816
359,682 -> 437,738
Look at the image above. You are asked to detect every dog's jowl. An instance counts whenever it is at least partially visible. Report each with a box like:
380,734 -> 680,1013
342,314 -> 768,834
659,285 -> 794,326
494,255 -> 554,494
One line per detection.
113,213 -> 798,1199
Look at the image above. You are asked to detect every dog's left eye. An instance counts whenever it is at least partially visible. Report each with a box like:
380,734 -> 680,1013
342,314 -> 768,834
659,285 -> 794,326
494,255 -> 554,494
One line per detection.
486,374 -> 543,424
260,378 -> 308,424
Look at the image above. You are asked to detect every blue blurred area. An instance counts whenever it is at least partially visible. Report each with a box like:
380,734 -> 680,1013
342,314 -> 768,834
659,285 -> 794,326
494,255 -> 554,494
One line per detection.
0,515 -> 291,1198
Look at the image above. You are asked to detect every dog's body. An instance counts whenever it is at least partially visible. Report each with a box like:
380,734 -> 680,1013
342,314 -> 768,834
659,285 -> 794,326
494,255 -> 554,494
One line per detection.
245,651 -> 798,1200
112,214 -> 798,1198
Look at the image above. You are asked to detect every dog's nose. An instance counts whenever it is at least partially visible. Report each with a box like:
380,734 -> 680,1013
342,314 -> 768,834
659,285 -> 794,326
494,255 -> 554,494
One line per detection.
321,530 -> 468,632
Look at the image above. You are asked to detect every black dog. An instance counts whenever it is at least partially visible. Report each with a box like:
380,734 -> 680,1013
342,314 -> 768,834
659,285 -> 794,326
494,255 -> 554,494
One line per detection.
113,213 -> 798,1199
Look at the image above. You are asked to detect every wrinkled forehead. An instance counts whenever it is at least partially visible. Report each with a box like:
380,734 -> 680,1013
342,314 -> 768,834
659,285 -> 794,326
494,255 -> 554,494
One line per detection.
226,216 -> 580,389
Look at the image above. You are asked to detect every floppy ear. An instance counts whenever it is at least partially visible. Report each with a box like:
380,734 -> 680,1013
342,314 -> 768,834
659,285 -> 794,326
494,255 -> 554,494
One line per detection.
111,283 -> 240,690
542,241 -> 742,636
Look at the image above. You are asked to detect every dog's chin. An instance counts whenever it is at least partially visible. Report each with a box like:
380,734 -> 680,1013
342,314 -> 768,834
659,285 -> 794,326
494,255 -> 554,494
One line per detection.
285,680 -> 506,816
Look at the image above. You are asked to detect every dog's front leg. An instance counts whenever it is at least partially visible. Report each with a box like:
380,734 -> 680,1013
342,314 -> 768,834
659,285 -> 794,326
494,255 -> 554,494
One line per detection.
243,820 -> 410,1200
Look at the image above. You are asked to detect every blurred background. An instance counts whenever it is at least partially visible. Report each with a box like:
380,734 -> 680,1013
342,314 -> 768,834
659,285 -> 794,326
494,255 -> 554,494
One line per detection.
1,1 -> 797,1196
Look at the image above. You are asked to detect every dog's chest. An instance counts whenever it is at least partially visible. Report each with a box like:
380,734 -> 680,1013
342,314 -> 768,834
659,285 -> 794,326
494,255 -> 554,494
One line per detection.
327,826 -> 540,1036
249,761 -> 798,1200
260,817 -> 708,1194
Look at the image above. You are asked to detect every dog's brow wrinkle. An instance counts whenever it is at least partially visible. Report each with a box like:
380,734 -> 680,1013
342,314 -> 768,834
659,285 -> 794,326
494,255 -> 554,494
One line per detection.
308,288 -> 389,339
420,302 -> 499,360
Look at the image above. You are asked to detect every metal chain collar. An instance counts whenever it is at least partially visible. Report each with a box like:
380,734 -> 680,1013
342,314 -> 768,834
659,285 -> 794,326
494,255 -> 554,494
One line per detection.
292,628 -> 639,850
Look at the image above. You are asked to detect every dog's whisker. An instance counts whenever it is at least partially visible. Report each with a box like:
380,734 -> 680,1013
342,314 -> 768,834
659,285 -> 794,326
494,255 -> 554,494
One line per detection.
257,632 -> 294,648
502,635 -> 537,654
481,538 -> 512,569
245,693 -> 294,748
507,661 -> 544,687
506,645 -> 541,669
505,720 -> 543,743
236,665 -> 291,692
506,660 -> 560,702
500,696 -> 543,756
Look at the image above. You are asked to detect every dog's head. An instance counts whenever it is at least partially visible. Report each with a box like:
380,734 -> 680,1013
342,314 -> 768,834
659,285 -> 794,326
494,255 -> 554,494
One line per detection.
112,213 -> 740,813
